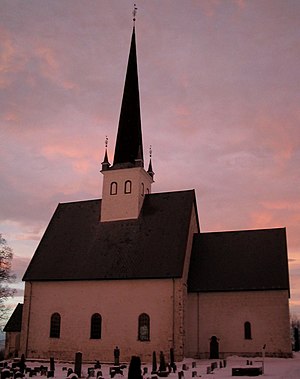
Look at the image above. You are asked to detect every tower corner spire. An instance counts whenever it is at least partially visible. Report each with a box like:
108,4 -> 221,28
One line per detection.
101,136 -> 110,172
147,145 -> 155,179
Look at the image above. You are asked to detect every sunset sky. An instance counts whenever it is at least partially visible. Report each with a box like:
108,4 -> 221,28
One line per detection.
1,0 -> 300,323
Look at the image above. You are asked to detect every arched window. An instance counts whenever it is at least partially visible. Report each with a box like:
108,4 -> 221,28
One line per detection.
50,313 -> 61,338
124,180 -> 132,194
141,183 -> 144,196
138,313 -> 150,341
244,321 -> 252,339
90,313 -> 102,339
110,182 -> 117,195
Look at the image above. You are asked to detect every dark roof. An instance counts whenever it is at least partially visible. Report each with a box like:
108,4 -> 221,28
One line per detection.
4,303 -> 23,332
188,228 -> 290,293
113,26 -> 143,167
23,190 -> 196,281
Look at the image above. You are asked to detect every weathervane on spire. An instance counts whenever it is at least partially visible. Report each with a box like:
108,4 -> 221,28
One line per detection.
105,136 -> 108,149
133,4 -> 137,25
149,145 -> 152,159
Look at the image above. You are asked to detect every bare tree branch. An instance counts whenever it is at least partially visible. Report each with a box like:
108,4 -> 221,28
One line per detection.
0,234 -> 16,322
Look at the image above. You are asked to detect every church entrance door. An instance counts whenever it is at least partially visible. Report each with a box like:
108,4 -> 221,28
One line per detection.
209,336 -> 219,359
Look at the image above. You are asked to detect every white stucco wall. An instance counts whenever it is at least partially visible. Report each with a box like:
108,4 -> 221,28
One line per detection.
21,279 -> 178,362
186,290 -> 291,358
101,167 -> 153,222
5,331 -> 21,358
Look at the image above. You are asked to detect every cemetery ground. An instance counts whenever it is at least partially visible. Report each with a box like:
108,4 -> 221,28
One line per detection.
2,353 -> 300,379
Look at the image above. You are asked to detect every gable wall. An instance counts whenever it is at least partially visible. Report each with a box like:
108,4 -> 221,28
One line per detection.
5,331 -> 21,359
186,290 -> 291,358
20,279 -> 181,362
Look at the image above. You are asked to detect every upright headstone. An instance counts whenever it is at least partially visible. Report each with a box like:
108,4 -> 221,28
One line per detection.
1,368 -> 11,379
50,358 -> 55,373
128,356 -> 142,379
19,354 -> 26,374
170,348 -> 175,368
159,351 -> 166,373
67,369 -> 73,377
114,347 -> 120,366
94,362 -> 101,370
74,352 -> 82,378
151,352 -> 157,374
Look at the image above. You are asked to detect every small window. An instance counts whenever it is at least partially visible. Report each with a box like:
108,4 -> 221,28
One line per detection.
50,313 -> 61,338
125,180 -> 132,194
90,313 -> 102,339
141,183 -> 144,196
110,182 -> 117,195
138,313 -> 150,341
244,321 -> 252,339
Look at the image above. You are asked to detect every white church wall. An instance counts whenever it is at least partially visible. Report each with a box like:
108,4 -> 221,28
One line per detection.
20,279 -> 180,362
101,167 -> 153,222
5,331 -> 21,358
177,204 -> 199,358
186,290 -> 291,358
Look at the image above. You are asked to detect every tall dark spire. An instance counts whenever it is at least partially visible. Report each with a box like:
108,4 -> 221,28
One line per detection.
113,26 -> 143,167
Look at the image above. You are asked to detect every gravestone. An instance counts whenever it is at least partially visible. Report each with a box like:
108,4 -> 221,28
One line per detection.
50,358 -> 55,373
87,369 -> 94,377
74,352 -> 82,378
18,355 -> 26,374
114,347 -> 120,366
128,356 -> 142,379
159,352 -> 166,373
151,352 -> 157,374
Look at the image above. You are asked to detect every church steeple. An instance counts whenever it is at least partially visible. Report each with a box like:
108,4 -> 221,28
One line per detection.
100,17 -> 154,223
113,26 -> 143,168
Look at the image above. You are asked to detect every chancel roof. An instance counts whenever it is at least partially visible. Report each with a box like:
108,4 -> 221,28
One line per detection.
23,190 -> 196,281
188,228 -> 290,293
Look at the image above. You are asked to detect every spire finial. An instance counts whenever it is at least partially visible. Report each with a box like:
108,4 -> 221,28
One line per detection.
133,4 -> 137,25
105,135 -> 108,149
149,145 -> 152,159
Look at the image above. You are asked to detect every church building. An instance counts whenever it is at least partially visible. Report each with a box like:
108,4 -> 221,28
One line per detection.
7,22 -> 291,362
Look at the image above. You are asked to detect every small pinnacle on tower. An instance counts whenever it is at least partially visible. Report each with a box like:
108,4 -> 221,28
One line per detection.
101,136 -> 110,171
147,145 -> 154,179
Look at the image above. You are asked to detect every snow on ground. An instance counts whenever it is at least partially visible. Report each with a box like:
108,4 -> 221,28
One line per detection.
13,353 -> 300,379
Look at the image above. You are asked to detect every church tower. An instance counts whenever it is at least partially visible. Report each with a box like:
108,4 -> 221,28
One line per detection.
100,25 -> 154,222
